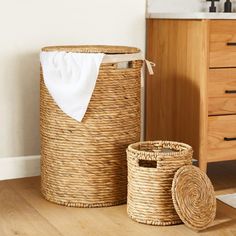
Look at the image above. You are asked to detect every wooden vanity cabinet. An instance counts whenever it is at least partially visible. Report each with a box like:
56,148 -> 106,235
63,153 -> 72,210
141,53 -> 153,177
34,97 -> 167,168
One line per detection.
146,19 -> 236,172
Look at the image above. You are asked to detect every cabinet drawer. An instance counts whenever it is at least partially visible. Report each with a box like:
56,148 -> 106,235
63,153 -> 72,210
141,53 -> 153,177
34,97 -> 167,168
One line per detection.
208,115 -> 236,162
208,69 -> 236,115
209,20 -> 236,68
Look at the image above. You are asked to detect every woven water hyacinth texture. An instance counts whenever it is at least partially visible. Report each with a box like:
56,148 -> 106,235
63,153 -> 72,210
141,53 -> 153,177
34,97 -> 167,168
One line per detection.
172,165 -> 216,231
127,141 -> 193,226
40,45 -> 143,208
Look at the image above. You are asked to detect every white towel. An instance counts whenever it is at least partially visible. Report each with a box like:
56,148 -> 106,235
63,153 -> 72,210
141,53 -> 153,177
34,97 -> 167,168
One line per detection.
40,52 -> 104,122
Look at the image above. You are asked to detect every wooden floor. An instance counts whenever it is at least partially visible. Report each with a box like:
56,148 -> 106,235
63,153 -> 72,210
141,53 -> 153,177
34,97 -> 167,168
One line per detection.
0,162 -> 236,236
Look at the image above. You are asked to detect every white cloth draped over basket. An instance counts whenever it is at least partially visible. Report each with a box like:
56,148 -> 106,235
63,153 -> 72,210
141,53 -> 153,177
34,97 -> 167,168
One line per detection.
40,51 -> 154,122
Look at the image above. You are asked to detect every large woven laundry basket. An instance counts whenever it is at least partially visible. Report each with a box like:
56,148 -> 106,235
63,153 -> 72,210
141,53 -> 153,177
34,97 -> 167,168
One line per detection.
40,45 -> 143,207
127,141 -> 193,226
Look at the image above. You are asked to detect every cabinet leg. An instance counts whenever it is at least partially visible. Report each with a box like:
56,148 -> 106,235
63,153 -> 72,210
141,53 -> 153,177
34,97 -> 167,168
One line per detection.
199,160 -> 207,173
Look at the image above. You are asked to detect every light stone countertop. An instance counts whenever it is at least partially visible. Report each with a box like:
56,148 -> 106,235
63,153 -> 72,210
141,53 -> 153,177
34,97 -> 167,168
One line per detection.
147,12 -> 236,20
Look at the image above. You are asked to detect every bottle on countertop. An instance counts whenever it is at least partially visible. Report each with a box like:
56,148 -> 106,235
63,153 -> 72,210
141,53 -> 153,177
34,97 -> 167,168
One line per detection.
224,0 -> 232,12
206,0 -> 220,13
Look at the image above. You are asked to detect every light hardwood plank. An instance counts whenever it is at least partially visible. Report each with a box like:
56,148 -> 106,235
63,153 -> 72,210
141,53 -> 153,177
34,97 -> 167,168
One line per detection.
7,178 -> 194,236
0,161 -> 235,236
0,181 -> 62,236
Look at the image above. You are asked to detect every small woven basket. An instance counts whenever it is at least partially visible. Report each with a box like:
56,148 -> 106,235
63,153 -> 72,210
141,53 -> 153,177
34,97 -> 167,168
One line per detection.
40,45 -> 143,208
127,141 -> 193,226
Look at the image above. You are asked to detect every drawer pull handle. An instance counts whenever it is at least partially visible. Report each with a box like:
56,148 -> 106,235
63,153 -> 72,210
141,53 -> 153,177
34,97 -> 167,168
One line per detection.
224,137 -> 236,141
227,42 -> 236,46
225,90 -> 236,94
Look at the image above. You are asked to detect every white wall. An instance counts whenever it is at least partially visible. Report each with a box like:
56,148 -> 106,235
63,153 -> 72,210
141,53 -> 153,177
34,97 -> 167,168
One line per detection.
148,0 -> 203,12
0,0 -> 146,162
148,0 -> 236,13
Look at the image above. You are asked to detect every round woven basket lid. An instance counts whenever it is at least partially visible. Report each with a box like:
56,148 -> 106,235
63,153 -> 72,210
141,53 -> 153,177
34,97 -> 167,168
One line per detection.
172,165 -> 216,231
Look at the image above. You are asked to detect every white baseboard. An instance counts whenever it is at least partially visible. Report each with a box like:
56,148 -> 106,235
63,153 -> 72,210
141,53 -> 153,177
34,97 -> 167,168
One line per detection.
0,155 -> 40,180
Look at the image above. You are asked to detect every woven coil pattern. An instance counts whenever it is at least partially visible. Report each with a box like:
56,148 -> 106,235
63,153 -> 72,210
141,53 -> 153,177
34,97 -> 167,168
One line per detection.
40,45 -> 143,208
127,141 -> 193,226
172,165 -> 216,231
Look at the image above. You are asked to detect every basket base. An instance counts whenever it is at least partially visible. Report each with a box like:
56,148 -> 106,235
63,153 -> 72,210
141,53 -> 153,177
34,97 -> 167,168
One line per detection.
128,213 -> 183,226
42,193 -> 126,208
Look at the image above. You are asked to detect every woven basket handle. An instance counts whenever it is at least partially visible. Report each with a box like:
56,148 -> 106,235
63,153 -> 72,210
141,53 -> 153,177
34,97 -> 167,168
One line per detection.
102,53 -> 155,74
135,145 -> 178,169
138,159 -> 157,168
